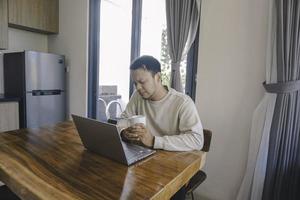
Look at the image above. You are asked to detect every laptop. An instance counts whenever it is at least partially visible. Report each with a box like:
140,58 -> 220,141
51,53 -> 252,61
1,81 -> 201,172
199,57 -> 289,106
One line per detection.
72,114 -> 156,166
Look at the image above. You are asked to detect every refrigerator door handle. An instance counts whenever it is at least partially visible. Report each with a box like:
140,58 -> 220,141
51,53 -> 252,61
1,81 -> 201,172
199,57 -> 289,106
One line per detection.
31,90 -> 63,96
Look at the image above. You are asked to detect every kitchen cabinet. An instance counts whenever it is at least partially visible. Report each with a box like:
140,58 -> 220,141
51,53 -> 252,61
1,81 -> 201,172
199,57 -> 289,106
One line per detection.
8,0 -> 59,34
0,0 -> 8,49
0,101 -> 19,187
0,102 -> 19,132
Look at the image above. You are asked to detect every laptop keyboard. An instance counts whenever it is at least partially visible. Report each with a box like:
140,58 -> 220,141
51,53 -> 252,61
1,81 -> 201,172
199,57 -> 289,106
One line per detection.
123,143 -> 152,162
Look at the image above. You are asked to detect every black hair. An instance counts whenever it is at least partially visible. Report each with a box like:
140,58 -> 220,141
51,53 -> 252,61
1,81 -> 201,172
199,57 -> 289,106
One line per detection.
130,55 -> 161,75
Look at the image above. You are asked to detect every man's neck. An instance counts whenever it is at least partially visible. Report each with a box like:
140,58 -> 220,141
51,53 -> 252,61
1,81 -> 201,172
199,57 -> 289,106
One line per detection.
150,85 -> 168,101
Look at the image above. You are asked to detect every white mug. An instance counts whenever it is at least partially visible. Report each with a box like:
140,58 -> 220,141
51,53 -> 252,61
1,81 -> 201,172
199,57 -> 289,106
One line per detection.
117,115 -> 146,131
127,115 -> 146,127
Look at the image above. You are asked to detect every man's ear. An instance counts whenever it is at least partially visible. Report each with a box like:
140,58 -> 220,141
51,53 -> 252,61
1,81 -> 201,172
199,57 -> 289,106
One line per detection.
155,72 -> 161,82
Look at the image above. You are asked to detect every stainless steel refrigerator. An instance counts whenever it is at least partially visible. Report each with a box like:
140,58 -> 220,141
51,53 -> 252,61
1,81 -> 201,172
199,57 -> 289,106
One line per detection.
4,51 -> 66,128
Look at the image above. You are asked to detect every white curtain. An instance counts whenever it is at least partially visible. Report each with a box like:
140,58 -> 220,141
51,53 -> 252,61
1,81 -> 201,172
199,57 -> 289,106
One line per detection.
237,0 -> 277,199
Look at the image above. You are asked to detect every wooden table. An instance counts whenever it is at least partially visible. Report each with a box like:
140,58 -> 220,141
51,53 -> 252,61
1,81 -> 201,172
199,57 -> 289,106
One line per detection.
0,121 -> 205,200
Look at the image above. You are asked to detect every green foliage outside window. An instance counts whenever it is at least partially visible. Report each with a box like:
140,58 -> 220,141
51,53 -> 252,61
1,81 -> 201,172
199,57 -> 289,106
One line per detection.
160,28 -> 187,90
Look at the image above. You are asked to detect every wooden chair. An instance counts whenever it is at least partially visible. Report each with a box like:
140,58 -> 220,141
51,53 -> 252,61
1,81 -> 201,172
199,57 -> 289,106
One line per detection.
185,129 -> 212,200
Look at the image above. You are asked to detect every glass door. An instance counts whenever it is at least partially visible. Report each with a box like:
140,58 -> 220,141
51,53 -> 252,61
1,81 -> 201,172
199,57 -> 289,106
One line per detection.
97,0 -> 132,121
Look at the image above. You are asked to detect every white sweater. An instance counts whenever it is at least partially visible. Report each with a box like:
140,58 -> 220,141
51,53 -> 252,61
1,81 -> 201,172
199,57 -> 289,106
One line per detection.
119,87 -> 204,151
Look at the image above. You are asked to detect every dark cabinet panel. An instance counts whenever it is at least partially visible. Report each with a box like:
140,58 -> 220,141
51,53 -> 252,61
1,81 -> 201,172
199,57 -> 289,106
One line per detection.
0,0 -> 8,49
8,0 -> 59,34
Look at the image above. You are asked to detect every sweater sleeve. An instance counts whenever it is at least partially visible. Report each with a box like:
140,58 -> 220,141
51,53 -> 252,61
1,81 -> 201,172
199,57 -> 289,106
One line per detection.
153,97 -> 204,151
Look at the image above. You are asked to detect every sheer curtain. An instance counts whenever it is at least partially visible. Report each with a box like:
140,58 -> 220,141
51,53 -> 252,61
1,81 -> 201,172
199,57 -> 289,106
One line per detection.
165,0 -> 201,92
237,0 -> 277,199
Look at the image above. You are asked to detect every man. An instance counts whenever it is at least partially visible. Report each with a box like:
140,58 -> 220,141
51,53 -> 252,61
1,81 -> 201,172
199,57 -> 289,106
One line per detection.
120,55 -> 204,152
119,55 -> 204,200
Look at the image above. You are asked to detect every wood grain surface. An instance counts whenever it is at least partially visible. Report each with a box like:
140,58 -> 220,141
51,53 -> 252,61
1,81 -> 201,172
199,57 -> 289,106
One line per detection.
0,121 -> 205,200
8,0 -> 59,34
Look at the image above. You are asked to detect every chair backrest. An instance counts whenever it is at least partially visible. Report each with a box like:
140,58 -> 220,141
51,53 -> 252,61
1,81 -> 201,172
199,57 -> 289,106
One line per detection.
201,129 -> 212,152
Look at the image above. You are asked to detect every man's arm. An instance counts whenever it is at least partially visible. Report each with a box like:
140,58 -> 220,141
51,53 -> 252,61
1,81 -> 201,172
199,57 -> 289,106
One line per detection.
153,129 -> 203,151
153,98 -> 204,151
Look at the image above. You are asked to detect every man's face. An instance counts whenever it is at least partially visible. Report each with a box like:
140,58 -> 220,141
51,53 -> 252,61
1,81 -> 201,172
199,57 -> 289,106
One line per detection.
131,68 -> 161,100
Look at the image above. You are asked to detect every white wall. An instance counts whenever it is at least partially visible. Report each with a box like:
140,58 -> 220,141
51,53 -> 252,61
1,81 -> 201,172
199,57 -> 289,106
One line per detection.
48,0 -> 89,118
8,28 -> 48,51
0,28 -> 48,93
195,0 -> 269,199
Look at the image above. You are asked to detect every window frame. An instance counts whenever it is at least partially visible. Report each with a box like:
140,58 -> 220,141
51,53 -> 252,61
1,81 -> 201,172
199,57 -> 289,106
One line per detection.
87,0 -> 100,118
129,0 -> 143,96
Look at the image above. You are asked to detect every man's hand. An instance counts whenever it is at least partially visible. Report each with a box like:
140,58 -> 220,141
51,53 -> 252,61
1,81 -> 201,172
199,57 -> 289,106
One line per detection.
121,124 -> 154,148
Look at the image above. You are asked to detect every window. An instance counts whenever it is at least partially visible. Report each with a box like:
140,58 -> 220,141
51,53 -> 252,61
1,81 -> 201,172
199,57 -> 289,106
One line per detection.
140,0 -> 188,91
88,0 -> 199,119
99,0 -> 132,102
